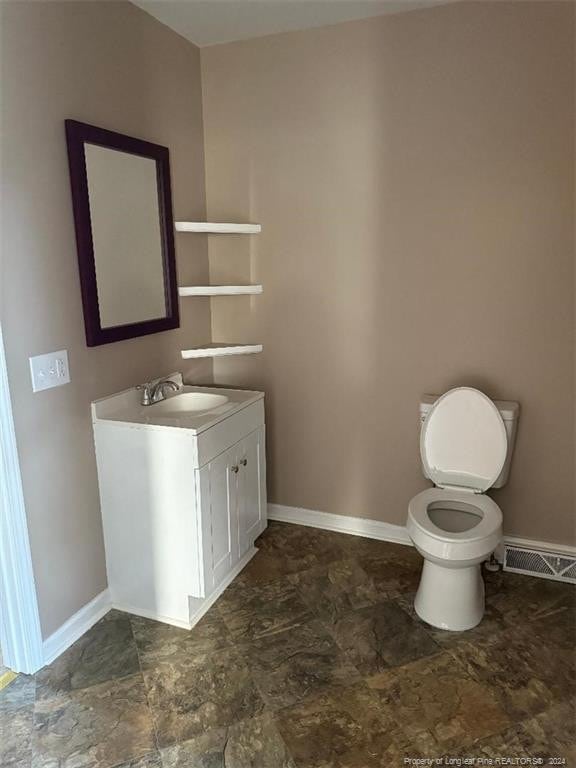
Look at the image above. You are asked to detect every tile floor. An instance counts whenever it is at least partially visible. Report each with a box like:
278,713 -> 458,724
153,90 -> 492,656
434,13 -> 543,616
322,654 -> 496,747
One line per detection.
1,522 -> 575,768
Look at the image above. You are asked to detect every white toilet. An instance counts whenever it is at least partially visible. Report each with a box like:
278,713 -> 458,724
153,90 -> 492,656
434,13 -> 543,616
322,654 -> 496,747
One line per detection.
407,387 -> 520,632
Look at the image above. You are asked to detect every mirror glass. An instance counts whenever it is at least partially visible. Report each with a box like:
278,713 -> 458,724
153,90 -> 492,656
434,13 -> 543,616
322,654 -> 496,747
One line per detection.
85,144 -> 167,329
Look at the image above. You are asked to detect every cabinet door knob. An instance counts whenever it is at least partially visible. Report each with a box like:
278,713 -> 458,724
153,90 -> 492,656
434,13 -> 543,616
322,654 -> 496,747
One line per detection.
231,465 -> 239,473
240,458 -> 248,466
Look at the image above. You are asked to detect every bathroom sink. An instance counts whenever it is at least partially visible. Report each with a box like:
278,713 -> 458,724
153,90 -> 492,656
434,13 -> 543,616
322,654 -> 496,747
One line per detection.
150,391 -> 229,415
92,379 -> 263,434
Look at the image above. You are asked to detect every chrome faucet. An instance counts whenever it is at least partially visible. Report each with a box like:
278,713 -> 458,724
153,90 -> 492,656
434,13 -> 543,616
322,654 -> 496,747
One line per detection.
137,378 -> 180,406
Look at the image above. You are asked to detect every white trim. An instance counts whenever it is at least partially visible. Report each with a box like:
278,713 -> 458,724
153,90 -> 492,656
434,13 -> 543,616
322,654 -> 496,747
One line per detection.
267,503 -> 576,561
0,324 -> 44,674
43,589 -> 111,666
267,504 -> 412,545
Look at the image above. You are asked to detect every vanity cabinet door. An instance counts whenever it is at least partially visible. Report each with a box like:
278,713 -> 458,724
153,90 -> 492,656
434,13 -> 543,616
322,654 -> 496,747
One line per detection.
201,446 -> 239,592
197,425 -> 267,597
237,426 -> 266,558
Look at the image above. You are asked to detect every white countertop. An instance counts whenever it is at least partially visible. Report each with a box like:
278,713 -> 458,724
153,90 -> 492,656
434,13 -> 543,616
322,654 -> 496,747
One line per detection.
92,380 -> 264,435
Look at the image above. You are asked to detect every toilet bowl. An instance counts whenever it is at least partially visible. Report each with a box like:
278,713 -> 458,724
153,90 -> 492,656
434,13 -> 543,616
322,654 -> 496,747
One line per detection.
407,387 -> 510,632
408,488 -> 502,630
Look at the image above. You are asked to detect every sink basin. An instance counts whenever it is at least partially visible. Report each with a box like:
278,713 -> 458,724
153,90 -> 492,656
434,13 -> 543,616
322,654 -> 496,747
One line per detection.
150,392 -> 229,415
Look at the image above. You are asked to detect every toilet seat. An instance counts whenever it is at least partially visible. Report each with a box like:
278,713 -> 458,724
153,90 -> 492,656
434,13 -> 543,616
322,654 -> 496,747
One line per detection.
408,487 -> 502,543
407,487 -> 502,565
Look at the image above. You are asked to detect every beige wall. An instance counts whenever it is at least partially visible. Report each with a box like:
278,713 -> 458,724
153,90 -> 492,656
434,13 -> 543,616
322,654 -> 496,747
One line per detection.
202,1 -> 575,545
0,1 -> 212,637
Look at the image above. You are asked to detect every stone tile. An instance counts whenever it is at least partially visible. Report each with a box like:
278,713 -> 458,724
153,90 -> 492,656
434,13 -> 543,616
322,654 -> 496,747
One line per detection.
447,627 -> 575,723
486,572 -> 576,629
395,590 -> 508,649
241,619 -> 361,710
457,726 -> 528,761
287,559 -> 378,625
275,682 -> 423,767
360,555 -> 422,598
142,645 -> 264,747
343,536 -> 421,565
131,611 -> 230,667
329,600 -> 440,675
114,754 -> 162,768
522,600 -> 576,654
232,549 -> 290,587
1,674 -> 36,768
367,652 -> 510,753
217,579 -> 312,643
515,701 -> 576,763
449,701 -> 576,763
1,705 -> 34,768
36,611 -> 140,699
0,674 -> 36,713
482,568 -> 529,599
253,523 -> 346,576
32,673 -> 155,768
514,578 -> 576,643
0,674 -> 36,768
160,713 -> 296,768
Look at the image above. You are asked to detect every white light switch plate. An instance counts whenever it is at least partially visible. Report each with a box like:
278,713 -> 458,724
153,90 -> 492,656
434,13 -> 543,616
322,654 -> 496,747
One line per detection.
29,350 -> 70,392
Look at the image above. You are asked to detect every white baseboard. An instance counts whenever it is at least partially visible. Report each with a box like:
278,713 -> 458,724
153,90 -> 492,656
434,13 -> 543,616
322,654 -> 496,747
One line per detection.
267,504 -> 412,545
267,503 -> 576,560
43,588 -> 111,666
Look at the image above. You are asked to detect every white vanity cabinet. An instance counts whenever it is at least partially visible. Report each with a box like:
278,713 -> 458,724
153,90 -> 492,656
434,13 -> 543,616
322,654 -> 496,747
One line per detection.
92,379 -> 266,629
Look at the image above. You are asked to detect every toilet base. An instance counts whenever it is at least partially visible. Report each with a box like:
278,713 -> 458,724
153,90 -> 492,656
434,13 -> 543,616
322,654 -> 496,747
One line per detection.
414,559 -> 485,632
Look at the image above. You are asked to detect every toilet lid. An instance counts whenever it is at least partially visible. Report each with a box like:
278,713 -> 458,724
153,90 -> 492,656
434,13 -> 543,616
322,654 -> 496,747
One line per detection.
421,387 -> 507,493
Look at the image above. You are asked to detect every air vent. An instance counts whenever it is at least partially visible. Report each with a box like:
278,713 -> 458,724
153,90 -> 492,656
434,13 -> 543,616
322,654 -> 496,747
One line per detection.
504,545 -> 576,584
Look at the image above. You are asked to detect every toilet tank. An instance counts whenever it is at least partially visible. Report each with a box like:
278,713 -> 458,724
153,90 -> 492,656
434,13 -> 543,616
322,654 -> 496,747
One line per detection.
419,394 -> 520,489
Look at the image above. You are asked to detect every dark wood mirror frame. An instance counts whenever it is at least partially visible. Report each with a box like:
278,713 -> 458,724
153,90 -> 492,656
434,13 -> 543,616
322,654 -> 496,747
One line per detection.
65,119 -> 179,346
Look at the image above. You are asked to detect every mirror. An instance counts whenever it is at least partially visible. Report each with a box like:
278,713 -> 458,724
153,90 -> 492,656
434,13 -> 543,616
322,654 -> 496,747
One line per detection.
65,120 -> 179,346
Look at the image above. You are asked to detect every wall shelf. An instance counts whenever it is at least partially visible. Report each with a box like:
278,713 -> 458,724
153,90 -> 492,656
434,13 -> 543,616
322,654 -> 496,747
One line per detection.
175,222 -> 261,234
178,285 -> 263,297
181,344 -> 263,360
